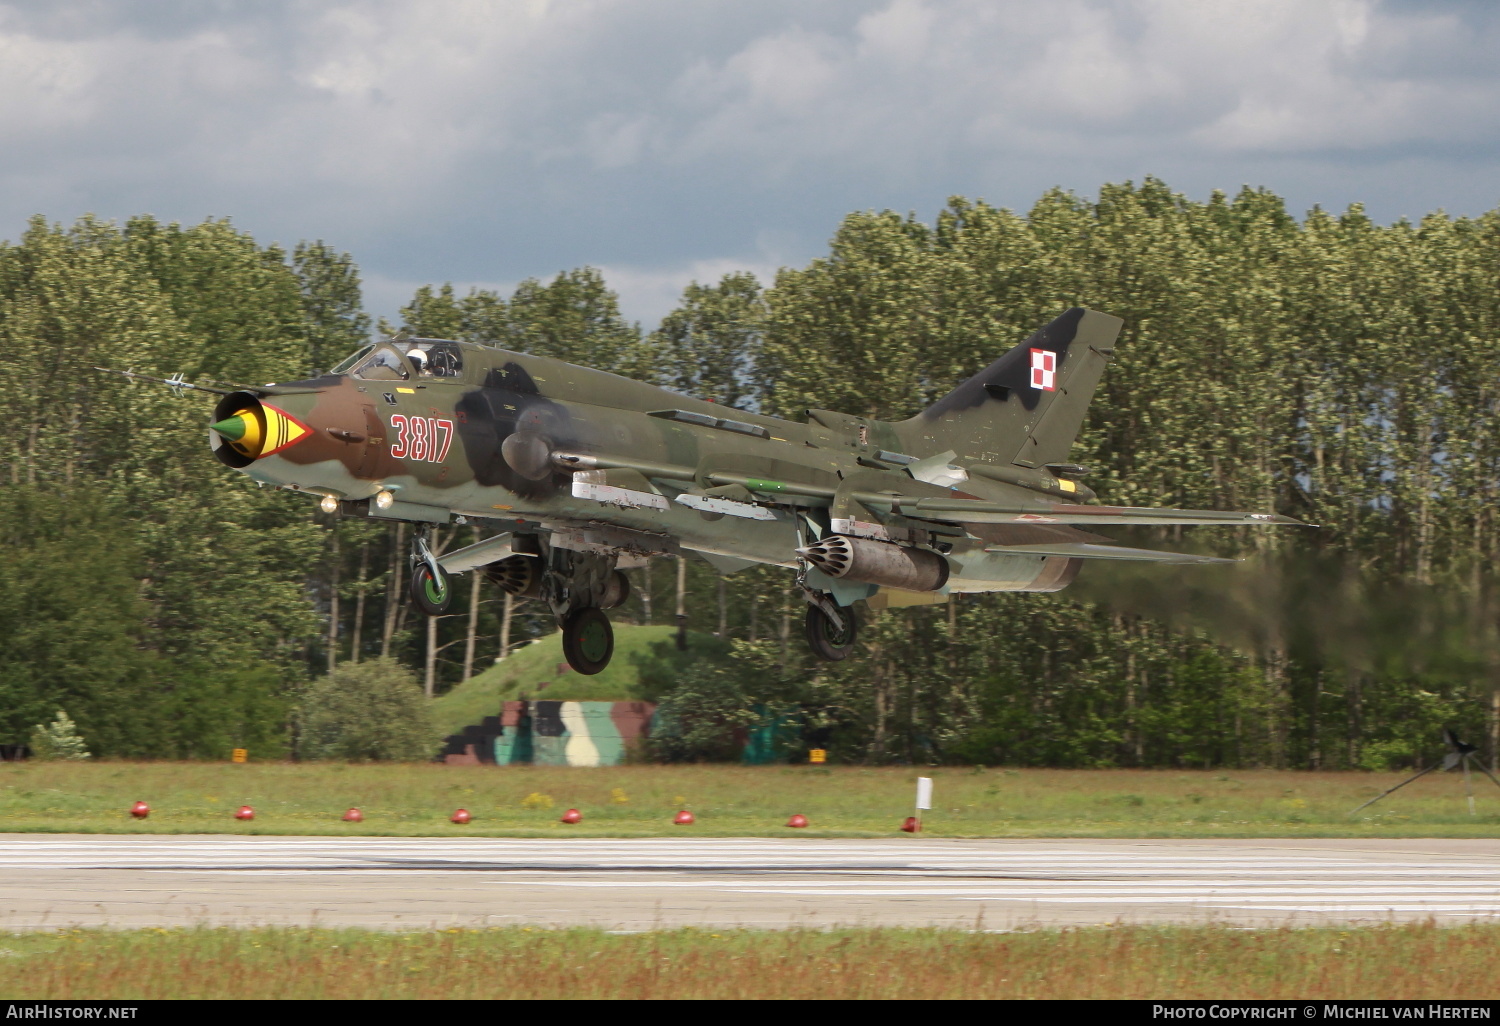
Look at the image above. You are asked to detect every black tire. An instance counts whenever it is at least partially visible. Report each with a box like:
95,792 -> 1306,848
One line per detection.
410,562 -> 453,616
805,603 -> 857,661
562,606 -> 614,675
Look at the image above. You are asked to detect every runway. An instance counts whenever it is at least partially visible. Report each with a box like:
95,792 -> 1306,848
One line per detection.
2,835 -> 1497,931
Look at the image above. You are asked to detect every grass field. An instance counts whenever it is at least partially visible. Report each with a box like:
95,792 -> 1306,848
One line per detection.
3,761 -> 1499,837
0,922 -> 1493,999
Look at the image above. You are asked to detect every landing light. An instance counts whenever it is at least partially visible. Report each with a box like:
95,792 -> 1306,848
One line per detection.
319,495 -> 339,514
375,490 -> 394,510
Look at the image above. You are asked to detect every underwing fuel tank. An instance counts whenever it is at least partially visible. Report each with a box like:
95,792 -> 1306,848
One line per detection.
796,535 -> 951,592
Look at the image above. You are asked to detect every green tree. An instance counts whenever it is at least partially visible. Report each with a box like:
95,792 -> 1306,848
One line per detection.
648,272 -> 765,409
395,283 -> 467,340
504,267 -> 642,371
0,215 -> 322,755
28,710 -> 91,761
294,240 -> 371,375
13,181 -> 1500,770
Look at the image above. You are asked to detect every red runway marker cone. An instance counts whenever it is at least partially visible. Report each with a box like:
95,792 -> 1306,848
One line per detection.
673,810 -> 695,825
342,808 -> 363,823
786,814 -> 808,828
129,801 -> 150,820
234,805 -> 254,821
450,808 -> 472,824
560,809 -> 582,824
900,816 -> 920,833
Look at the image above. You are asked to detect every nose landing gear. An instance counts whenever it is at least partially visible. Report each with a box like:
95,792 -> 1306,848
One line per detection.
409,529 -> 453,616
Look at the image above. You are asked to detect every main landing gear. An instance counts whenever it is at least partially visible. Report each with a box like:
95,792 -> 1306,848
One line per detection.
480,535 -> 631,675
803,594 -> 859,661
805,602 -> 858,661
797,532 -> 859,660
407,527 -> 627,674
561,607 -> 614,676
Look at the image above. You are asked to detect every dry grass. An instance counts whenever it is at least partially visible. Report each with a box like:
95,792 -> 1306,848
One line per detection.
0,922 -> 1492,999
2,761 -> 1498,837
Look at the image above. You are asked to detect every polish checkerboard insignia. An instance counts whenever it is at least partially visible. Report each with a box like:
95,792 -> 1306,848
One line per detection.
1030,349 -> 1057,391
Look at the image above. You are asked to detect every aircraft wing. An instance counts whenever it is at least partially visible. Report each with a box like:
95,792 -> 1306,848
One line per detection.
983,543 -> 1235,564
547,452 -> 1308,529
851,493 -> 1309,528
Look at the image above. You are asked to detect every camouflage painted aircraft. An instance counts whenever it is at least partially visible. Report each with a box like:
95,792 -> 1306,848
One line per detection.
103,308 -> 1303,674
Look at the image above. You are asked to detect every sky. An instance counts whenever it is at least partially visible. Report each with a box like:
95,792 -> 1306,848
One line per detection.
2,0 -> 1499,330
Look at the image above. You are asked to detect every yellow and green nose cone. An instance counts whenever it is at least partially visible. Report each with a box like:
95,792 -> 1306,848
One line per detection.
210,404 -> 309,459
211,410 -> 263,457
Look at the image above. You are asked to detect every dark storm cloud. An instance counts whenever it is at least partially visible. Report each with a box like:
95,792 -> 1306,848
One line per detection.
1,0 -> 1498,327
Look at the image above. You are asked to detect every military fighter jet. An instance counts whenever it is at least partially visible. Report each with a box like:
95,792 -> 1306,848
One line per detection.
103,308 -> 1303,674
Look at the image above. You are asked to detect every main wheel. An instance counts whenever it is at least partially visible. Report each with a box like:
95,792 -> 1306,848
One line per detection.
805,603 -> 857,661
561,606 -> 614,675
410,561 -> 452,616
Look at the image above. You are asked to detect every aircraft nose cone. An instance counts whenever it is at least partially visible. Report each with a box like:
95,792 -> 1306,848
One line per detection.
208,398 -> 310,464
211,410 -> 263,456
210,414 -> 250,441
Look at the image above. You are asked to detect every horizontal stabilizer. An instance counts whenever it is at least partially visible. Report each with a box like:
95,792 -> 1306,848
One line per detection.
983,543 -> 1235,565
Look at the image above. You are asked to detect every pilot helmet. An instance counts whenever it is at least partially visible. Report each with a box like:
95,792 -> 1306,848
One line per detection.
408,348 -> 429,373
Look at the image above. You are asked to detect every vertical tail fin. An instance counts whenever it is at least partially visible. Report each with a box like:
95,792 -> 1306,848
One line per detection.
899,308 -> 1122,468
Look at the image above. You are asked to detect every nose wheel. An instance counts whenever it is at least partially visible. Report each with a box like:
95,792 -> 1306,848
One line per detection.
561,606 -> 614,675
411,561 -> 452,615
409,530 -> 452,616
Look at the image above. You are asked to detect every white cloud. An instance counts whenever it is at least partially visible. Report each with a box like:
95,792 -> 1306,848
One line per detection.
662,0 -> 1500,166
1,0 -> 1499,325
599,253 -> 787,330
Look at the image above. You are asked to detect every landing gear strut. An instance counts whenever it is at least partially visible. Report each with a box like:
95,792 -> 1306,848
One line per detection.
482,533 -> 631,675
409,529 -> 452,615
797,535 -> 858,660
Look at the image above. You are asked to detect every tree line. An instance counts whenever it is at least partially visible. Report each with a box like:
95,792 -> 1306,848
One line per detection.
4,178 -> 1500,767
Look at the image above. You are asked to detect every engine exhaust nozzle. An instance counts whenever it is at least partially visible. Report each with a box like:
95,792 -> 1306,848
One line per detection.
796,535 -> 949,592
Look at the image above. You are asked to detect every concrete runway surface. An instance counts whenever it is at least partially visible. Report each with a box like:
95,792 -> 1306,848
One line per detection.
2,835 -> 1497,932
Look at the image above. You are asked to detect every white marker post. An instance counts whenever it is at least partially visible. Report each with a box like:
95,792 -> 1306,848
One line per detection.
915,776 -> 933,834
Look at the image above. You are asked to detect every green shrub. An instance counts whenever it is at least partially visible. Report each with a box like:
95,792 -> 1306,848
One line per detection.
646,664 -> 761,762
296,659 -> 439,762
28,710 -> 91,761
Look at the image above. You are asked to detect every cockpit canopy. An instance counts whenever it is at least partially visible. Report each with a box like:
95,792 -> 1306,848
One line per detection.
332,339 -> 465,381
